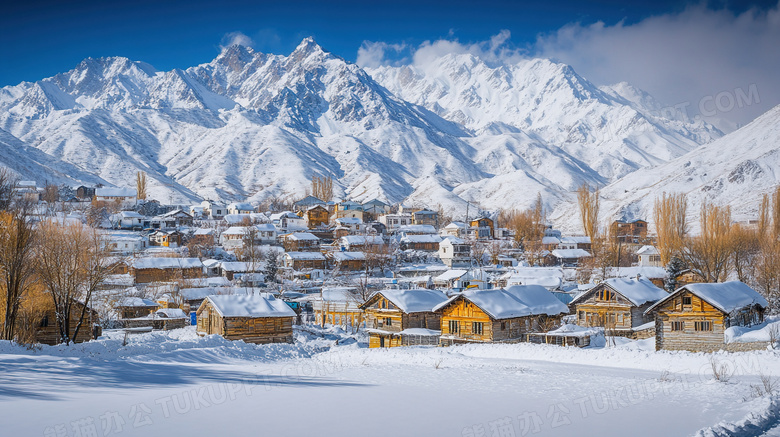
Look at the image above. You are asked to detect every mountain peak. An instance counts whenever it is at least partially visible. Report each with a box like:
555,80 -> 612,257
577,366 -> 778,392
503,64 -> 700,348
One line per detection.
292,37 -> 325,56
214,44 -> 256,71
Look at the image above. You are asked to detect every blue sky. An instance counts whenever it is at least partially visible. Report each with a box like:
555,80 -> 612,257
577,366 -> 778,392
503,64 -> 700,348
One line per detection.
2,0 -> 779,128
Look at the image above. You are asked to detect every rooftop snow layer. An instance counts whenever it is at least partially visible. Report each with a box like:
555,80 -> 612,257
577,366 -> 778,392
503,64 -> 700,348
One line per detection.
206,294 -> 295,318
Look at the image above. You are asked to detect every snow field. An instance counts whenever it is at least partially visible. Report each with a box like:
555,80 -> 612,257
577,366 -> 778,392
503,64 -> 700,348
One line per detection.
1,326 -> 779,436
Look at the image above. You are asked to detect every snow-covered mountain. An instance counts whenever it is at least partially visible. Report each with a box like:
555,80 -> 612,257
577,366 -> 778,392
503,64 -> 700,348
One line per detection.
0,38 -> 728,219
551,103 -> 780,233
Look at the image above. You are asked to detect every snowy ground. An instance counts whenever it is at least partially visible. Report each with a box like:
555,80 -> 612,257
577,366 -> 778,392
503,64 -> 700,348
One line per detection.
2,326 -> 780,437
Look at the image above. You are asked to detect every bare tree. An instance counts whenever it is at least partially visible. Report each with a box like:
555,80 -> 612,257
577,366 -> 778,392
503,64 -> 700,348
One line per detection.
311,175 -> 333,203
136,171 -> 148,201
683,201 -> 732,283
653,192 -> 688,265
0,167 -> 18,211
36,220 -> 112,345
0,204 -> 37,341
577,183 -> 599,241
730,224 -> 760,284
41,182 -> 59,204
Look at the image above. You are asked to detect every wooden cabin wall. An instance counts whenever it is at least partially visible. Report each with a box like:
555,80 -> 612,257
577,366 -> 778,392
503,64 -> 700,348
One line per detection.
34,307 -> 97,345
440,300 -> 494,342
222,317 -> 293,344
654,292 -> 726,352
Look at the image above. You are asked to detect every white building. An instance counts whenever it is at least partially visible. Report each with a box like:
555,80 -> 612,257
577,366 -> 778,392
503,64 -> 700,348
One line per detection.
438,236 -> 471,268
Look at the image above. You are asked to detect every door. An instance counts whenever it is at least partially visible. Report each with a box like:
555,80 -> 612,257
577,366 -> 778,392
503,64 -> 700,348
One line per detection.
380,336 -> 385,348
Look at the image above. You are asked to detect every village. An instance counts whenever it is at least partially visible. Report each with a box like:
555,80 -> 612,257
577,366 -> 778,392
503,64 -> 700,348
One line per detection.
2,173 -> 775,357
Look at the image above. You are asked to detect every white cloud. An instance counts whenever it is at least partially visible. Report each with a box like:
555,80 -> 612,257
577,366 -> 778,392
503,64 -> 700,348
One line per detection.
356,41 -> 407,68
219,31 -> 255,51
533,3 -> 780,131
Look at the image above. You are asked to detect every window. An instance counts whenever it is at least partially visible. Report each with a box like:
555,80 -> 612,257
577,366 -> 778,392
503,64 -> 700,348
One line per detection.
694,321 -> 712,331
449,320 -> 459,334
578,311 -> 585,321
472,322 -> 483,335
501,322 -> 506,331
682,296 -> 692,306
671,321 -> 684,331
617,313 -> 624,323
598,290 -> 614,301
385,317 -> 392,327
39,315 -> 49,328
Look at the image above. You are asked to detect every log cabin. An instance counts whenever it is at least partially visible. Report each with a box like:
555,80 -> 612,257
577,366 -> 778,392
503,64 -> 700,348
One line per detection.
361,289 -> 448,348
434,285 -> 569,344
116,296 -> 159,319
570,277 -> 668,337
196,294 -> 296,344
305,205 -> 330,229
132,257 -> 203,284
644,281 -> 767,352
34,299 -> 100,345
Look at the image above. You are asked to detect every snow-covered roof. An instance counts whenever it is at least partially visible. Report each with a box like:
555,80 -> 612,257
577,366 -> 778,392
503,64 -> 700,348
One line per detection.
193,228 -> 215,235
112,211 -> 144,219
285,232 -> 319,241
331,251 -> 366,261
205,294 -> 295,318
572,277 -> 668,306
117,297 -> 158,307
220,261 -> 265,272
340,235 -> 384,245
542,236 -> 560,245
228,202 -> 254,211
551,249 -> 591,259
401,234 -> 442,244
440,236 -> 466,245
398,224 -> 437,234
285,251 -> 326,261
606,266 -> 667,279
223,214 -> 254,225
434,269 -> 468,282
155,308 -> 187,318
636,245 -> 660,256
370,289 -> 448,313
444,222 -> 466,229
96,187 -> 137,197
433,285 -> 568,319
221,226 -> 252,236
132,258 -> 203,270
320,287 -> 358,303
334,217 -> 363,225
560,236 -> 591,244
646,281 -> 768,315
255,223 -> 277,232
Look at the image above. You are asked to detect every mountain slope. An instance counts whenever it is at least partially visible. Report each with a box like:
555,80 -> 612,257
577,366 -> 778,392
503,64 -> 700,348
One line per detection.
0,38 -> 725,216
550,103 -> 780,233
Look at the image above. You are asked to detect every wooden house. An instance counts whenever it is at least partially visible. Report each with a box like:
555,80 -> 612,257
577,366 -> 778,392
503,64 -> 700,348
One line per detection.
333,201 -> 364,221
220,261 -> 265,281
190,228 -> 216,246
123,308 -> 188,330
149,230 -> 183,247
412,209 -> 439,228
34,299 -> 100,345
132,258 -> 203,284
434,285 -> 569,344
644,281 -> 767,352
361,289 -> 448,348
547,249 -> 591,267
438,237 -> 471,268
399,234 -> 442,251
281,232 -> 321,252
469,217 -> 494,239
196,294 -> 295,344
283,252 -> 327,270
305,205 -> 330,229
76,186 -> 96,200
313,287 -> 364,328
338,235 -> 384,252
328,251 -> 366,271
570,277 -> 668,337
116,296 -> 159,319
610,219 -> 648,244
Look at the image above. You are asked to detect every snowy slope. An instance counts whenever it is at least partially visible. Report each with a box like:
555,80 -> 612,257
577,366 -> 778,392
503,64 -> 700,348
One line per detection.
551,104 -> 780,233
0,38 -> 724,214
